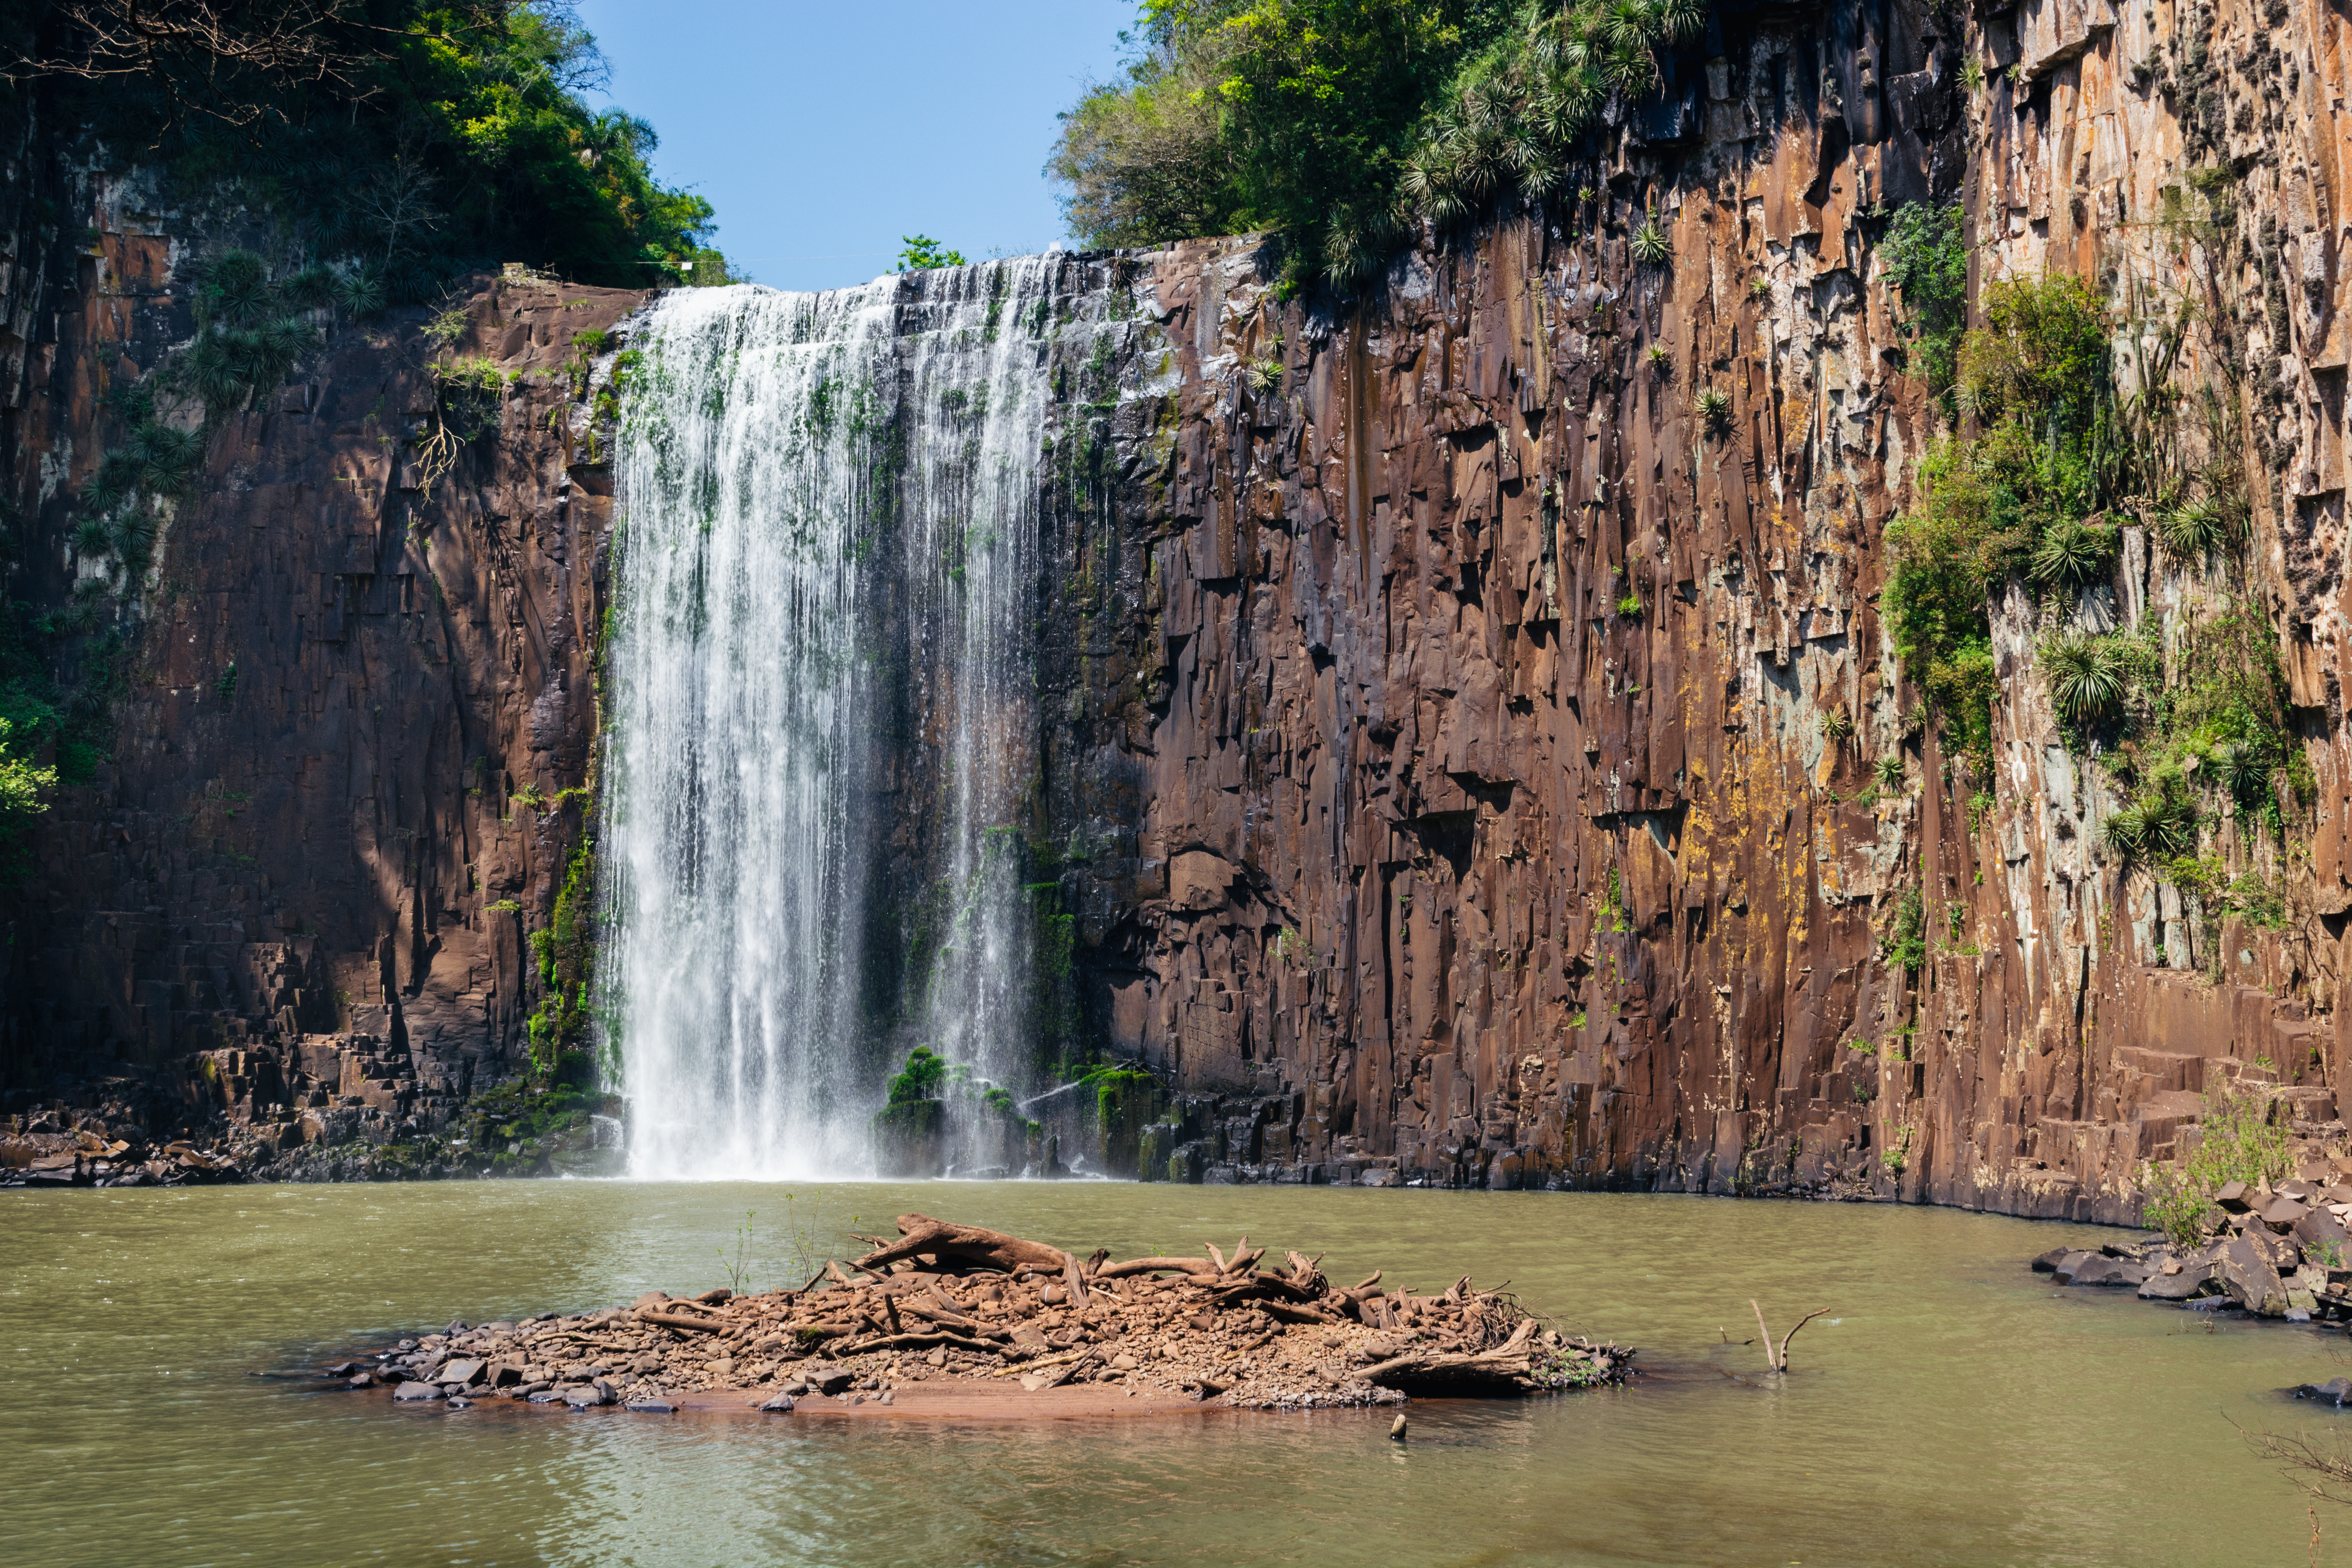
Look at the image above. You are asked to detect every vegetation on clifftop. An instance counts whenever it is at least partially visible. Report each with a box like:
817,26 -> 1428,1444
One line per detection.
6,0 -> 732,292
1051,0 -> 1709,288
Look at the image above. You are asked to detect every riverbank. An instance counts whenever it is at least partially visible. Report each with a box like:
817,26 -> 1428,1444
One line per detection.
327,1214 -> 1632,1417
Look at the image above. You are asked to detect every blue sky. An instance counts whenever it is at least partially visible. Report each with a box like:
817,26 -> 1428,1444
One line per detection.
573,0 -> 1142,291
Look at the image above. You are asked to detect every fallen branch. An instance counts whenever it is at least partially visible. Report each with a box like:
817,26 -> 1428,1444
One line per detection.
851,1215 -> 1074,1278
1750,1300 -> 1831,1372
1095,1256 -> 1220,1279
639,1310 -> 727,1334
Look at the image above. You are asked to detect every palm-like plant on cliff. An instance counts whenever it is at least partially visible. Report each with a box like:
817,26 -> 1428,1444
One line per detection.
2039,632 -> 2127,724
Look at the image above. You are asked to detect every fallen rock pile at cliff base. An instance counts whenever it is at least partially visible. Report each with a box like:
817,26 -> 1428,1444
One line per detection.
332,1214 -> 1633,1413
2034,1169 -> 2352,1321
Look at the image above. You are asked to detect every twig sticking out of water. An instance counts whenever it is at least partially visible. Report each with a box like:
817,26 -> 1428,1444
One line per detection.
1749,1300 -> 1831,1372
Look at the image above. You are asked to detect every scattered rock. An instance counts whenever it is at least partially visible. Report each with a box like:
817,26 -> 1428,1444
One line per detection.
392,1382 -> 441,1403
2217,1238 -> 2290,1317
624,1396 -> 677,1413
757,1394 -> 796,1413
438,1358 -> 486,1388
2065,1255 -> 2147,1288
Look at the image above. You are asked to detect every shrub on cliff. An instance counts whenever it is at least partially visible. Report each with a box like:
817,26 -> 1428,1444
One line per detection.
1880,201 -> 1968,401
1049,0 -> 1708,288
2140,1085 -> 2290,1247
886,1047 -> 950,1105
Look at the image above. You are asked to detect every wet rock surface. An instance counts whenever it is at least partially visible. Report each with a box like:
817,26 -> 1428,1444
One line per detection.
325,1215 -> 1632,1416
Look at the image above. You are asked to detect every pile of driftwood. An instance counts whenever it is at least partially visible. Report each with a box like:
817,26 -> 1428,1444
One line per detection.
347,1214 -> 1633,1412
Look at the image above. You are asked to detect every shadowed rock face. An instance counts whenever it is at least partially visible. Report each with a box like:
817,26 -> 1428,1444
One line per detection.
9,0 -> 2352,1216
0,133 -> 628,1138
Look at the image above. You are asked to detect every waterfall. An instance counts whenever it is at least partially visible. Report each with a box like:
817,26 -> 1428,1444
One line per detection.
601,258 -> 1135,1180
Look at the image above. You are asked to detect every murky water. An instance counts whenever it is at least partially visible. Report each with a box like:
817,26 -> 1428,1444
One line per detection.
1,1184 -> 2336,1565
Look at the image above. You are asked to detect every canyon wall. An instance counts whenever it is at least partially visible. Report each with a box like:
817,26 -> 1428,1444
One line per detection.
1045,0 -> 2352,1218
10,0 -> 2352,1219
0,125 -> 625,1145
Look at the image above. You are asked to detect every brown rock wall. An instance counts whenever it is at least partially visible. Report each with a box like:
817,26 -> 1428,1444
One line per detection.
1050,0 -> 2352,1218
0,135 -> 632,1138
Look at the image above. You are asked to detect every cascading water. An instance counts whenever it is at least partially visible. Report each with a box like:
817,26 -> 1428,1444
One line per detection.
600,257 -> 1137,1179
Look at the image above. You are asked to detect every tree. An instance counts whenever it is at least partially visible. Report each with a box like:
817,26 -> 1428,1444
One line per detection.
896,234 -> 967,271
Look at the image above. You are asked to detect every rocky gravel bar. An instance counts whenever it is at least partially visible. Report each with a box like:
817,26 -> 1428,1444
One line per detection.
322,1214 -> 1634,1416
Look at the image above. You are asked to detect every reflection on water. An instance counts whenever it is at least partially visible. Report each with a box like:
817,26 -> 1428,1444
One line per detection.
0,1182 -> 2336,1566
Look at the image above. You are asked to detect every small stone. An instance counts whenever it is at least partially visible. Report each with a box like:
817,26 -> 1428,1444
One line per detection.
563,1386 -> 611,1408
527,1391 -> 565,1404
758,1394 -> 797,1413
445,1397 -> 474,1410
878,1391 -> 894,1406
1111,1352 -> 1140,1371
625,1396 -> 677,1413
326,1360 -> 360,1376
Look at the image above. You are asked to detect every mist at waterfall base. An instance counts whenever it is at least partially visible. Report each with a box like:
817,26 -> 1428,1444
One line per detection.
602,263 -> 1136,1180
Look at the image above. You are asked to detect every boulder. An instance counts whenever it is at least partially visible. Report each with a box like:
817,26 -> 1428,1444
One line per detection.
437,1358 -> 486,1388
392,1381 -> 442,1403
2050,1250 -> 2095,1283
2218,1237 -> 2290,1316
2293,1207 -> 2352,1261
2067,1255 -> 2149,1287
758,1394 -> 797,1413
562,1385 -> 611,1408
2261,1197 -> 2311,1235
2138,1264 -> 2217,1301
2215,1181 -> 2254,1212
2030,1247 -> 2071,1272
487,1362 -> 525,1388
803,1365 -> 853,1395
624,1396 -> 677,1413
2296,1377 -> 2352,1406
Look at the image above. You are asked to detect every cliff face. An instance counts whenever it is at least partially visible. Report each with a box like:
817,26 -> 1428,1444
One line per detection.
11,0 -> 2352,1218
1044,0 -> 2352,1218
0,131 -> 627,1145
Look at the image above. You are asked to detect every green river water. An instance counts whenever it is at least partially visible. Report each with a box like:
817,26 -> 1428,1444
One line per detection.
1,1181 -> 2338,1566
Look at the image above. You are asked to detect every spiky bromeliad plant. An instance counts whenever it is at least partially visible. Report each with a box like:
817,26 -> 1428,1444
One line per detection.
1630,214 -> 1673,266
1695,386 -> 1732,434
2153,495 -> 2236,559
2040,632 -> 2128,724
2030,515 -> 2118,590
